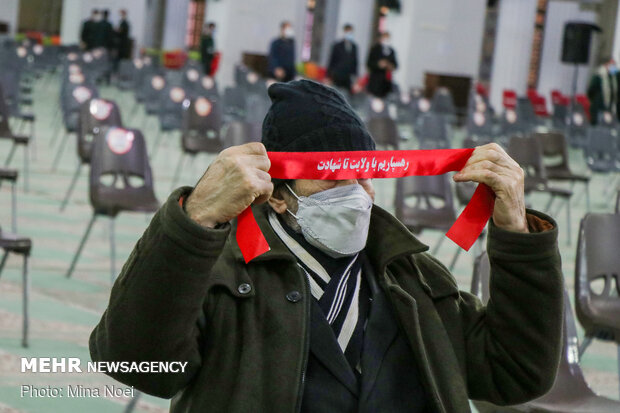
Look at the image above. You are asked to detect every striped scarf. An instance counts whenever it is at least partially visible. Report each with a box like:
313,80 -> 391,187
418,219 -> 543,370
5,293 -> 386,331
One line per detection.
268,211 -> 370,373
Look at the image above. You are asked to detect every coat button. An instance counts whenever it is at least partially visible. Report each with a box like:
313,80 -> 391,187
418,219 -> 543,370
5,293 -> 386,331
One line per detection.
286,291 -> 302,303
238,283 -> 252,295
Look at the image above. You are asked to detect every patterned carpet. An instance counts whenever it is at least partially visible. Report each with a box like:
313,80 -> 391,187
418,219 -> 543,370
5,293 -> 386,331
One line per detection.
0,72 -> 618,412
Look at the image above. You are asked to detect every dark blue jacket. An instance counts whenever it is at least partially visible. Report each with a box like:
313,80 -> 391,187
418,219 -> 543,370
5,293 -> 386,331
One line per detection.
268,37 -> 296,81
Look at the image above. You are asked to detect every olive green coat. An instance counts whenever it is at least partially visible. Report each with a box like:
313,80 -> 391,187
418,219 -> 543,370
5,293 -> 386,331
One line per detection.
90,187 -> 564,412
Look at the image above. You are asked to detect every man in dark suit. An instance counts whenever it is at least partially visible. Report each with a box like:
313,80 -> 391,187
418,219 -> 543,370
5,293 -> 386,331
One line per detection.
80,9 -> 99,50
200,22 -> 216,76
327,24 -> 359,91
268,21 -> 296,82
117,9 -> 131,59
366,31 -> 398,98
587,56 -> 620,124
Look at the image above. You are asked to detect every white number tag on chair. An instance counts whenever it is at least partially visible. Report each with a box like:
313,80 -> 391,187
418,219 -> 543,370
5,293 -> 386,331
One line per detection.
371,98 -> 385,113
418,98 -> 431,113
476,101 -> 486,113
144,56 -> 152,65
151,76 -> 165,90
92,49 -> 104,59
247,72 -> 259,84
201,76 -> 214,90
67,52 -> 78,61
573,112 -> 584,126
400,92 -> 411,105
133,58 -> 144,69
33,44 -> 44,55
16,47 -> 27,58
506,109 -> 517,124
83,53 -> 93,63
68,63 -> 81,74
195,97 -> 213,117
603,111 -> 613,124
69,73 -> 85,84
73,86 -> 92,103
473,112 -> 485,126
170,87 -> 186,103
187,69 -> 199,82
106,128 -> 134,155
90,99 -> 113,120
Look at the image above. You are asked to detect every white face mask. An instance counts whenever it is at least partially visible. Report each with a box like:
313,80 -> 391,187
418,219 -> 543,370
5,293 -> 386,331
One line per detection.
286,183 -> 373,258
344,32 -> 354,42
284,27 -> 295,39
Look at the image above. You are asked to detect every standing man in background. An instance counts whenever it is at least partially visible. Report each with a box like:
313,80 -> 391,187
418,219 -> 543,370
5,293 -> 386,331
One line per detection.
268,21 -> 296,82
587,56 -> 620,124
200,22 -> 216,76
327,23 -> 359,92
113,9 -> 131,75
366,31 -> 398,98
80,9 -> 99,50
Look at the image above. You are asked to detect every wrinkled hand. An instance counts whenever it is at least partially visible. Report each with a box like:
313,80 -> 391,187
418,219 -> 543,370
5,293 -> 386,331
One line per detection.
185,143 -> 273,228
453,143 -> 528,233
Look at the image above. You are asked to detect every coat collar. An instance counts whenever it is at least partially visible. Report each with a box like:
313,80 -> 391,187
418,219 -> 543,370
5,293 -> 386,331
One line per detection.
231,204 -> 429,272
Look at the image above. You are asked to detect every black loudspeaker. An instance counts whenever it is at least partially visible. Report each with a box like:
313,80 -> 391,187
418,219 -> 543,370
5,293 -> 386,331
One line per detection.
561,22 -> 601,64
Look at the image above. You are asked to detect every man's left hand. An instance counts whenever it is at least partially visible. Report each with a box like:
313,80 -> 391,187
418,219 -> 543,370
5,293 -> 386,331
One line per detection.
453,143 -> 528,233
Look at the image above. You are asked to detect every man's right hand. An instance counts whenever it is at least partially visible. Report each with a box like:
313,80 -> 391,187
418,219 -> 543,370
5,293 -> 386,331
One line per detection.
185,143 -> 273,228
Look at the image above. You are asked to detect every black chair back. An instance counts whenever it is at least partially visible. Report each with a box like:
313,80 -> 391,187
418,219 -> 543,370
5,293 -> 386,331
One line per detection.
77,99 -> 123,163
507,136 -> 547,192
584,126 -> 618,173
575,213 -> 620,341
89,127 -> 158,216
394,175 -> 456,233
417,113 -> 450,149
366,117 -> 399,149
181,97 -> 224,154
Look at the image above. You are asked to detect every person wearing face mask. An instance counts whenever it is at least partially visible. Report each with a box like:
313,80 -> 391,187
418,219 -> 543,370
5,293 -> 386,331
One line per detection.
587,56 -> 620,124
366,31 -> 398,98
327,24 -> 359,92
200,22 -> 217,76
90,80 -> 564,413
268,21 -> 296,82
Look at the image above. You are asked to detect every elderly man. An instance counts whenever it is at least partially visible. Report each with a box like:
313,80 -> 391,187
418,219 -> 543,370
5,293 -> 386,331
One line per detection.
90,80 -> 563,412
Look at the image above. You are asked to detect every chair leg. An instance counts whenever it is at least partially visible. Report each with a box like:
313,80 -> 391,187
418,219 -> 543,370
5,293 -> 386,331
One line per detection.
4,143 -> 17,166
60,163 -> 83,212
11,182 -> 17,233
151,129 -> 164,159
66,214 -> 98,278
0,251 -> 9,277
51,132 -> 70,171
22,254 -> 29,348
566,199 -> 571,246
171,153 -> 186,192
109,218 -> 116,284
544,195 -> 555,214
124,392 -> 141,413
432,234 -> 446,256
578,336 -> 593,358
23,144 -> 29,192
448,246 -> 462,272
617,344 -> 620,399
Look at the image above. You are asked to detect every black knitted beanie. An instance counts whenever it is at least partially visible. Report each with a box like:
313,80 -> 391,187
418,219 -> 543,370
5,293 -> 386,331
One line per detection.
261,80 -> 376,152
